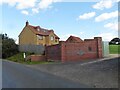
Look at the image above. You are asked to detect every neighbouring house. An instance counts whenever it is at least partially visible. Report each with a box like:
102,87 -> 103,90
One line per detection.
45,36 -> 103,62
19,21 -> 60,46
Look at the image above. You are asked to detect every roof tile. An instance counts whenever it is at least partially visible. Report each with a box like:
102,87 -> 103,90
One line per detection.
28,25 -> 59,39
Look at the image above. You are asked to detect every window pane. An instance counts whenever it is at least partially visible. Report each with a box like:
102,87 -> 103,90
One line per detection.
37,35 -> 43,40
51,36 -> 54,41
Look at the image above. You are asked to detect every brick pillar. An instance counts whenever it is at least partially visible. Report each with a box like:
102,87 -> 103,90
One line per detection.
94,37 -> 103,58
61,43 -> 66,63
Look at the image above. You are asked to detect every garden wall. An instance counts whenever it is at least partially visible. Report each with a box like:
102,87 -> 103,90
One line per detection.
46,37 -> 102,62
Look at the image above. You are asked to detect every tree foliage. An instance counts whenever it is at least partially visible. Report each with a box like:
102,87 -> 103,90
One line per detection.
109,38 -> 120,45
1,33 -> 19,58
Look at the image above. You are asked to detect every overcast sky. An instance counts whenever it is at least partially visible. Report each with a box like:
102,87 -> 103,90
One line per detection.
0,0 -> 119,44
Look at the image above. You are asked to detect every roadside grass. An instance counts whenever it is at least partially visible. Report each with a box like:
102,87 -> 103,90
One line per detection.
7,52 -> 58,65
109,45 -> 120,54
7,52 -> 32,62
22,61 -> 56,65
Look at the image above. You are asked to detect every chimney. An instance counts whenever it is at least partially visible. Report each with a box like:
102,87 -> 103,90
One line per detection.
26,21 -> 29,26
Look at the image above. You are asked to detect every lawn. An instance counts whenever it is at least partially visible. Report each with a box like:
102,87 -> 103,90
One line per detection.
109,45 -> 120,54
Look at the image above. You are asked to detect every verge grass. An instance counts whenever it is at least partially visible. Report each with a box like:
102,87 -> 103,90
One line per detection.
109,45 -> 120,54
7,52 -> 57,65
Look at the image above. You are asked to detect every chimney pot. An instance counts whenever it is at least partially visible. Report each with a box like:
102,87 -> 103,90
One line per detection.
26,21 -> 29,26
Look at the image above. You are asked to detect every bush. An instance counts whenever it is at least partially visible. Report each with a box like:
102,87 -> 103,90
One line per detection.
109,38 -> 120,45
1,33 -> 19,58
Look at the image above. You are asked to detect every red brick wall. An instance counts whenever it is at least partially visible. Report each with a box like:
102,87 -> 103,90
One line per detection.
45,44 -> 61,61
46,37 -> 102,62
61,41 -> 98,62
30,55 -> 46,61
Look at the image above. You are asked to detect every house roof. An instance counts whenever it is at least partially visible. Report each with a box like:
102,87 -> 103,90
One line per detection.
28,25 -> 60,39
66,36 -> 83,43
19,23 -> 60,39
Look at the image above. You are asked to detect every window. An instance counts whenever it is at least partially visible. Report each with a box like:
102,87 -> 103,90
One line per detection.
37,35 -> 43,40
37,28 -> 40,31
51,36 -> 54,41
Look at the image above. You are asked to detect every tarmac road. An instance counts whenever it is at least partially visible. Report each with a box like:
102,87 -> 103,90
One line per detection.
2,60 -> 88,88
28,57 -> 119,88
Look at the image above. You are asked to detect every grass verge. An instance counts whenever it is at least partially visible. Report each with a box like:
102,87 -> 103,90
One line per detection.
22,61 -> 55,65
7,52 -> 32,62
109,45 -> 120,54
7,52 -> 57,65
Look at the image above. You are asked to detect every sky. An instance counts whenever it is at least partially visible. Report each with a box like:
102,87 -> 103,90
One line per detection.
0,0 -> 119,44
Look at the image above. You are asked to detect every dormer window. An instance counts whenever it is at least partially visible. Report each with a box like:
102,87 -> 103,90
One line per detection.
37,28 -> 40,31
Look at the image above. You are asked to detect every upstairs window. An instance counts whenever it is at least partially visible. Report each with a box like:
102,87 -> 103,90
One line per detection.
37,35 -> 43,40
37,28 -> 40,31
51,36 -> 54,41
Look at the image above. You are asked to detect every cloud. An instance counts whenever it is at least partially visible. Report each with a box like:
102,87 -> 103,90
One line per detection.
104,22 -> 118,31
38,0 -> 54,9
32,8 -> 39,13
21,10 -> 29,15
32,0 -> 61,14
1,0 -> 61,14
92,0 -> 114,10
95,33 -> 116,41
1,0 -> 37,9
78,12 -> 96,20
1,0 -> 17,6
95,11 -> 118,22
16,0 -> 37,10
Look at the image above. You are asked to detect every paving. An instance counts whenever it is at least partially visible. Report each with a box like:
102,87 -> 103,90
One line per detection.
27,54 -> 119,88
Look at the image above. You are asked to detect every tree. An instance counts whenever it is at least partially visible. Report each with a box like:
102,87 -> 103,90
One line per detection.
1,34 -> 19,58
109,38 -> 120,45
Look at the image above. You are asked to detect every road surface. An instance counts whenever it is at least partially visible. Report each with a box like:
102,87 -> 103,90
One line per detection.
28,57 -> 119,88
2,60 -> 88,88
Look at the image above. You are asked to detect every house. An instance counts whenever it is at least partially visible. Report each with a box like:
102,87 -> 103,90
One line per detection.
66,36 -> 84,43
19,21 -> 60,46
45,36 -> 102,62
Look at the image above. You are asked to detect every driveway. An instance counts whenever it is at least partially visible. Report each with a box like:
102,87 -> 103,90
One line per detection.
27,57 -> 119,88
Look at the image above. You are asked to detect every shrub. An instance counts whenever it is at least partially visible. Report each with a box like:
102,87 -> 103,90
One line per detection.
1,33 -> 19,58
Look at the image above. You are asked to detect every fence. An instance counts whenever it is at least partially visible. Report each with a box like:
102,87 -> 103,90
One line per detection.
102,41 -> 109,57
19,44 -> 45,54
